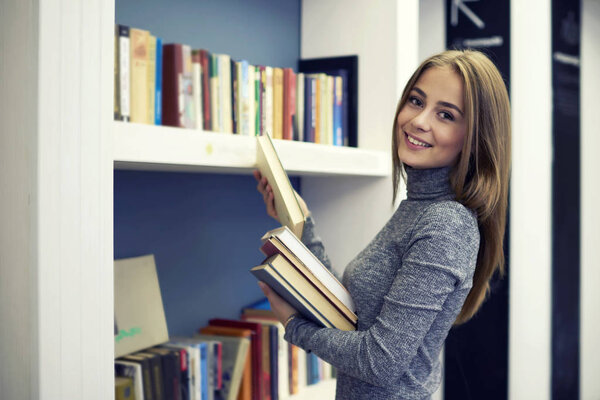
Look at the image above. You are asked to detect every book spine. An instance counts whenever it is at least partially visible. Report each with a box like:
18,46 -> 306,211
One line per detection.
155,37 -> 163,125
199,50 -> 211,131
218,54 -> 232,133
295,73 -> 304,142
334,76 -> 343,146
232,60 -> 239,134
282,68 -> 296,141
129,28 -> 149,124
255,66 -> 261,136
161,43 -> 184,127
210,54 -> 220,132
118,25 -> 130,122
192,50 -> 203,131
326,75 -> 334,145
182,45 -> 196,129
114,25 -> 120,120
264,66 -> 273,136
147,35 -> 156,125
240,61 -> 250,136
272,68 -> 283,139
303,76 -> 312,143
247,64 -> 255,137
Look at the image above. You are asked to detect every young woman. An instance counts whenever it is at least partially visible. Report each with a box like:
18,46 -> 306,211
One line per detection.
254,49 -> 511,399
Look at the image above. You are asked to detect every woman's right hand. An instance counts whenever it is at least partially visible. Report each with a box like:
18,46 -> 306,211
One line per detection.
253,170 -> 310,223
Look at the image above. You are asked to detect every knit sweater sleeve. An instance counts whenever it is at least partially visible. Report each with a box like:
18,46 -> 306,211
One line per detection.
300,215 -> 338,280
284,202 -> 479,388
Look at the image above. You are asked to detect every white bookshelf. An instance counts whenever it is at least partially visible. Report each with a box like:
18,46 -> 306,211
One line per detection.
1,1 -> 419,399
114,121 -> 390,177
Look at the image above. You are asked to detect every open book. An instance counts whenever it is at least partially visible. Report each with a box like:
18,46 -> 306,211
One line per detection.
256,133 -> 306,238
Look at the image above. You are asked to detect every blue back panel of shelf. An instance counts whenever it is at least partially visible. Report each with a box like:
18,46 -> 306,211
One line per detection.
115,0 -> 301,335
115,0 -> 301,69
115,170 -> 300,335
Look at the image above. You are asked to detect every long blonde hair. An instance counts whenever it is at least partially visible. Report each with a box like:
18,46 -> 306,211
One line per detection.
392,50 -> 511,324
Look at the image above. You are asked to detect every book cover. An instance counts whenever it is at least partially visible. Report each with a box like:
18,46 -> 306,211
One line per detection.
162,43 -> 184,127
121,354 -> 155,400
114,254 -> 169,358
115,360 -> 145,400
261,226 -> 355,313
255,134 -> 305,238
117,25 -> 130,122
147,347 -> 181,400
136,351 -> 165,400
155,37 -> 163,125
272,68 -> 283,139
115,376 -> 135,400
129,28 -> 150,124
196,332 -> 251,400
207,320 -> 263,400
251,254 -> 355,331
260,237 -> 357,324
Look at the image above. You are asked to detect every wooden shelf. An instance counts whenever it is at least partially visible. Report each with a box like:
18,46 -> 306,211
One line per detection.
113,121 -> 391,177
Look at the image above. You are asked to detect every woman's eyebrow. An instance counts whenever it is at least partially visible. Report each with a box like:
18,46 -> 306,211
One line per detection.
412,86 -> 464,116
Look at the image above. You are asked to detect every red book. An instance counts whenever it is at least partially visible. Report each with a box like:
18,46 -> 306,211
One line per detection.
198,49 -> 212,131
209,319 -> 264,400
282,68 -> 296,140
162,43 -> 184,127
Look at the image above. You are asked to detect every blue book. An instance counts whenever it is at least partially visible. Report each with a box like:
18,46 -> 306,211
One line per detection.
155,37 -> 163,125
303,76 -> 315,143
333,76 -> 343,146
269,325 -> 278,400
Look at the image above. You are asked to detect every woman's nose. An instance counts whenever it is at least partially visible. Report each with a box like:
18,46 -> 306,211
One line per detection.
410,110 -> 431,132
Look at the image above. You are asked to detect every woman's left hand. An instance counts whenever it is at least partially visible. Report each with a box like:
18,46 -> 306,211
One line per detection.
258,281 -> 298,326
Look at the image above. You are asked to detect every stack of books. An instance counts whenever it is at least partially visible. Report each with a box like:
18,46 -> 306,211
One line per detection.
250,133 -> 357,332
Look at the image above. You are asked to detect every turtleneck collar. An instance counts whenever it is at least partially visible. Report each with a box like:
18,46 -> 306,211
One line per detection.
405,165 -> 454,201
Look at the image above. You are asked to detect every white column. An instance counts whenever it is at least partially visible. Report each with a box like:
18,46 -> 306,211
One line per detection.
509,0 -> 553,399
580,0 -> 600,398
1,0 -> 114,398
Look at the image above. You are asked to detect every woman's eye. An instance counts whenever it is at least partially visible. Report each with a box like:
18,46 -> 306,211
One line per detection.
409,96 -> 423,107
439,111 -> 454,121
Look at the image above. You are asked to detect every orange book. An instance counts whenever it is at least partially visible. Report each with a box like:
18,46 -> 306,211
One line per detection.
199,326 -> 252,400
282,68 -> 296,141
289,344 -> 299,394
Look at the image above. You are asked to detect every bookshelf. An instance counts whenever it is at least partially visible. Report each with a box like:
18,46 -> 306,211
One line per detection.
1,1 -> 420,399
114,121 -> 390,177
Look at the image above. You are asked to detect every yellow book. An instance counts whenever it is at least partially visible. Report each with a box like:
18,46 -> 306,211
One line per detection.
129,28 -> 149,124
147,35 -> 156,125
256,133 -> 305,238
314,76 -> 320,144
272,67 -> 284,139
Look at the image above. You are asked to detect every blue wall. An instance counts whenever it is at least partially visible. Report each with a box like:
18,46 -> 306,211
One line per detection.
115,0 -> 302,336
116,0 -> 301,69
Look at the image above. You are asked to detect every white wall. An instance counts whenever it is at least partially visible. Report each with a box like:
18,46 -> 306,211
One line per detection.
300,0 -> 418,271
509,0 -> 553,398
580,0 -> 600,398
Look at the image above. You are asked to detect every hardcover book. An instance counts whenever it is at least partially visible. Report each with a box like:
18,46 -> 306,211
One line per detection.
255,134 -> 306,238
250,254 -> 355,331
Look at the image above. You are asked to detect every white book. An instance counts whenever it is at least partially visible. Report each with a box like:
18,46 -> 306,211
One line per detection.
193,57 -> 203,130
265,66 -> 273,136
297,348 -> 307,390
219,54 -> 232,133
163,342 -> 198,400
115,360 -> 145,400
261,226 -> 356,313
118,26 -> 130,121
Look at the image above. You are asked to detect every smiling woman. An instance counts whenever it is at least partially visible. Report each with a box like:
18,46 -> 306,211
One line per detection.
255,49 -> 511,400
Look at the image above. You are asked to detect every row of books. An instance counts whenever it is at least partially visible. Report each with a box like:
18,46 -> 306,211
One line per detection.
114,24 -> 349,146
115,312 -> 335,400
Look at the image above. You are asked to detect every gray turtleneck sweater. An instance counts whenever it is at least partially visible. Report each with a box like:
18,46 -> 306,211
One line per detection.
284,166 -> 480,400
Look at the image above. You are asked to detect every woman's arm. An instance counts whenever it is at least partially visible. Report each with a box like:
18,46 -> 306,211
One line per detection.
282,202 -> 480,387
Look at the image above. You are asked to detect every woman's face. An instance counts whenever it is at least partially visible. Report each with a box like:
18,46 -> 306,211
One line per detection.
396,66 -> 467,169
